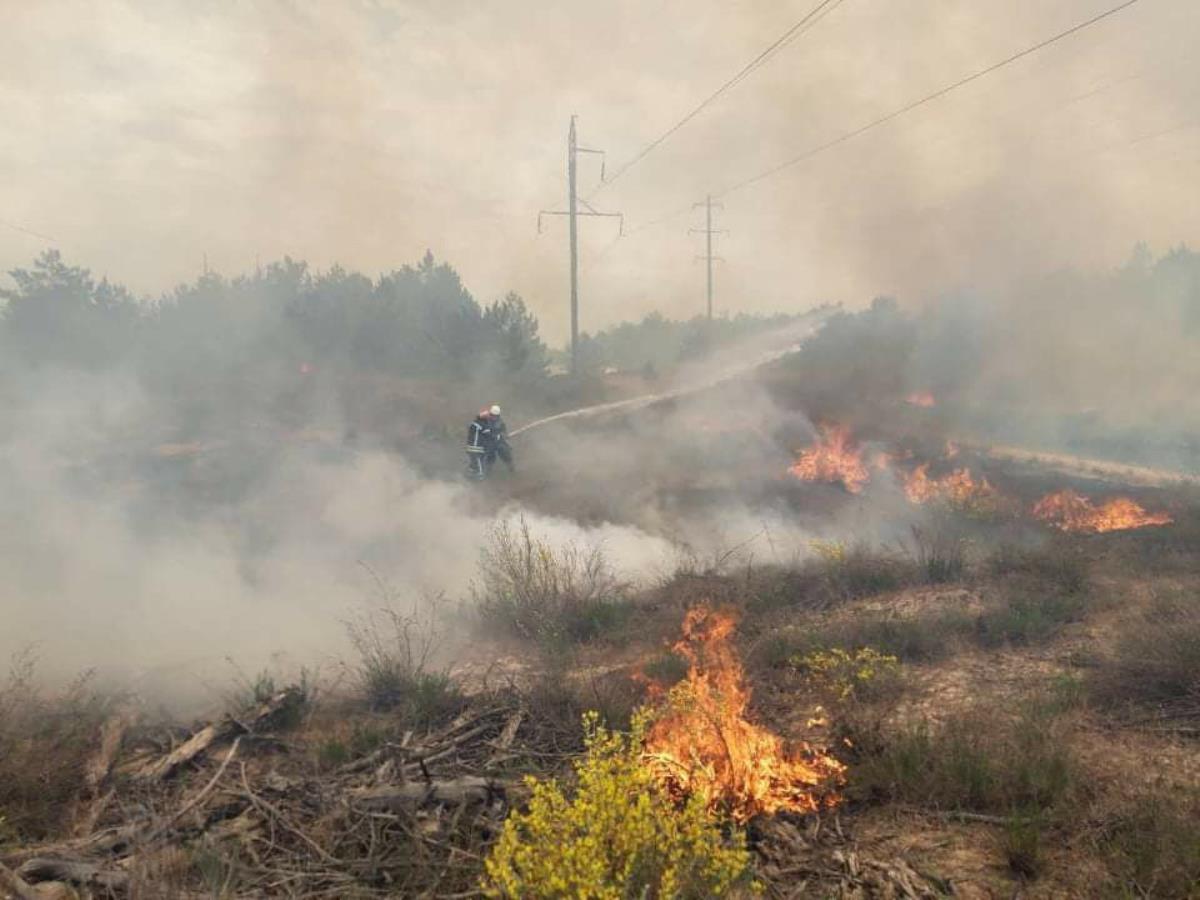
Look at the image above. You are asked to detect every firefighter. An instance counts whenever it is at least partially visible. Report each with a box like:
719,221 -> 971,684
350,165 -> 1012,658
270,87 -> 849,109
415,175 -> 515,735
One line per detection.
465,407 -> 493,480
489,404 -> 515,473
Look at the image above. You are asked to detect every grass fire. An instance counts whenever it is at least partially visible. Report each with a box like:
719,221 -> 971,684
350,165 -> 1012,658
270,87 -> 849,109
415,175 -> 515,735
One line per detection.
642,606 -> 845,822
1032,489 -> 1174,533
788,424 -> 870,493
4,2 -> 1200,897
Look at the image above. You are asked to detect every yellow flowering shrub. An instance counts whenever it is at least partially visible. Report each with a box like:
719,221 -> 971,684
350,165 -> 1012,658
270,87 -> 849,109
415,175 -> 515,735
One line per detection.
483,710 -> 756,899
792,647 -> 899,701
809,539 -> 847,564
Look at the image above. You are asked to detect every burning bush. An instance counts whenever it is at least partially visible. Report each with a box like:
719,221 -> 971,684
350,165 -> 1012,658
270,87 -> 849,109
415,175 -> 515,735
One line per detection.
1033,489 -> 1172,533
642,607 -> 845,823
788,425 -> 870,494
902,464 -> 1004,517
483,711 -> 755,899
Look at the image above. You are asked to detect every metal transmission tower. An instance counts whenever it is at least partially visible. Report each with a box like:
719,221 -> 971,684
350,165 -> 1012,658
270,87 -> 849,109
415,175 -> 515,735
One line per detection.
690,195 -> 725,320
539,117 -> 623,374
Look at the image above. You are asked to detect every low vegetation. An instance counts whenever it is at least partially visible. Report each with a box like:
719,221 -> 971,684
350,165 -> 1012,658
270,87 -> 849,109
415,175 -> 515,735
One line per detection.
1093,786 -> 1200,898
1089,588 -> 1200,718
483,711 -> 755,898
807,541 -> 918,604
474,517 -> 633,650
850,700 -> 1082,817
345,600 -> 464,725
0,653 -> 112,841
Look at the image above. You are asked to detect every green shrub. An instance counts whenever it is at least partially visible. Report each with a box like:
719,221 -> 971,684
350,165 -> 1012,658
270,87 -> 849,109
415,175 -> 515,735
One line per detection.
809,541 -> 917,603
973,591 -> 1087,647
823,611 -> 970,663
483,711 -> 756,898
791,647 -> 901,701
1096,787 -> 1200,898
1003,812 -> 1046,879
987,542 -> 1089,595
851,702 -> 1080,816
345,602 -> 464,725
475,518 -> 632,649
1089,590 -> 1200,715
904,524 -> 968,584
224,664 -> 314,730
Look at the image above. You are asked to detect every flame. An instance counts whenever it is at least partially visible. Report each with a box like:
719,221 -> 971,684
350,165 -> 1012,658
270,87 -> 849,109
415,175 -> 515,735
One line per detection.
905,391 -> 936,407
788,425 -> 870,494
1032,489 -> 1172,533
903,464 -> 1000,510
642,607 -> 845,822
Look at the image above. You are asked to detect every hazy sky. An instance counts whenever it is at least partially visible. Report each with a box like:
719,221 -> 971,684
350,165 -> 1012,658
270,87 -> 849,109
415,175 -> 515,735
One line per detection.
1,0 -> 1197,341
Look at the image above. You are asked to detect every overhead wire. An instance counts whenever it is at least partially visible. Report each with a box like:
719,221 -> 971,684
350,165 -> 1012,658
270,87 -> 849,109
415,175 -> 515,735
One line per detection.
714,0 -> 1144,200
622,0 -> 1144,234
1,219 -> 57,243
591,0 -> 849,197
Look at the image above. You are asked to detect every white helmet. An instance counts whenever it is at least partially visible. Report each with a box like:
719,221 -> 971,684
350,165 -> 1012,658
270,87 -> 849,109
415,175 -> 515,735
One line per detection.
489,405 -> 501,416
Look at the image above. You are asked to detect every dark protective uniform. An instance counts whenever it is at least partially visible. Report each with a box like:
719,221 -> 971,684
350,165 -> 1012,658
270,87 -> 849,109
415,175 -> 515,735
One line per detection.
465,412 -> 515,480
491,415 -> 514,472
465,413 -> 492,480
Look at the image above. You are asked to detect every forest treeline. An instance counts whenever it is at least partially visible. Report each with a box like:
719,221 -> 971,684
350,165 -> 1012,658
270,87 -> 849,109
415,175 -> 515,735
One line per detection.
0,250 -> 803,435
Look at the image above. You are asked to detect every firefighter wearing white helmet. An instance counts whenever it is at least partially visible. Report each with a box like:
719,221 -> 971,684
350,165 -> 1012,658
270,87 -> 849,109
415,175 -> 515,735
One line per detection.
464,404 -> 514,480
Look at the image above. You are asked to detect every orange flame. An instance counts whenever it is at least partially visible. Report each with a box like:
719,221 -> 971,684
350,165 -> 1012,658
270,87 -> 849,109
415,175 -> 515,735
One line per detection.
642,607 -> 845,823
788,425 -> 870,494
903,464 -> 1000,511
905,391 -> 936,408
1032,489 -> 1172,533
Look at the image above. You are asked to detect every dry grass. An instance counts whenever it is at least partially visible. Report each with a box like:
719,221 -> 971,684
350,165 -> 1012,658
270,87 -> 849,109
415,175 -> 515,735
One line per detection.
345,602 -> 465,725
1089,587 -> 1200,721
0,652 -> 112,841
849,698 -> 1083,818
473,517 -> 633,650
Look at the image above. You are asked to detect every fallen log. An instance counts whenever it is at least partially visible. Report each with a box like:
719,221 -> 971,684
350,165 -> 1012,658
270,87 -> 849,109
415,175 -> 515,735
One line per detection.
1,825 -> 141,868
15,859 -> 127,892
133,723 -> 222,783
72,706 -> 138,837
134,688 -> 302,783
350,776 -> 511,812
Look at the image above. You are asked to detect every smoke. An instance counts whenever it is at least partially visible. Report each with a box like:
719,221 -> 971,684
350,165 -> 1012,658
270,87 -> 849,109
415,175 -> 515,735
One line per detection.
2,2 -> 1196,338
0,365 -> 681,698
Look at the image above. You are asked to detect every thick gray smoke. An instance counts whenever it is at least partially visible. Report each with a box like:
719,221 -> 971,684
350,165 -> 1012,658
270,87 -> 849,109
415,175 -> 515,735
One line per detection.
0,367 -> 683,695
2,2 -> 1196,337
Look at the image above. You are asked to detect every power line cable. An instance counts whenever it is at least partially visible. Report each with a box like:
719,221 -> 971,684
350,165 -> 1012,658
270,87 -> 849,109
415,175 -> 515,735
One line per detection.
592,0 -> 849,196
712,0 -> 1143,200
624,0 -> 1143,236
1,219 -> 56,242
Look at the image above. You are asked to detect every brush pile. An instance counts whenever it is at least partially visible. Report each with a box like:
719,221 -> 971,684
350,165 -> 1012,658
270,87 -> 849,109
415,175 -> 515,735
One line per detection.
0,688 -> 533,898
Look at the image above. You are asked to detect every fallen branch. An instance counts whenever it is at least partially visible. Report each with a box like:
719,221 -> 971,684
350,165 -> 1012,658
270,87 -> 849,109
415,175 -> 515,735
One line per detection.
16,857 -> 128,891
145,736 -> 243,843
350,777 -> 511,812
